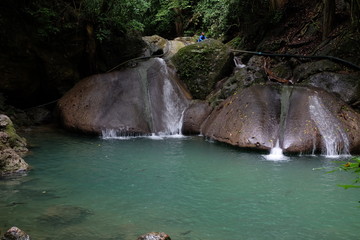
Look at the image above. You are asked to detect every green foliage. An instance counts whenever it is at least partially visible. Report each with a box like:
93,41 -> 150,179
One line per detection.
27,7 -> 60,39
337,157 -> 360,189
193,0 -> 230,38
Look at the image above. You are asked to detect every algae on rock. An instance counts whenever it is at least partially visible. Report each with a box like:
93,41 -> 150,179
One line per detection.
172,39 -> 233,99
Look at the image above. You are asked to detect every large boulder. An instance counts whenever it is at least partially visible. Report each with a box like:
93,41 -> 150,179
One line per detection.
201,84 -> 360,154
172,39 -> 234,99
57,58 -> 189,135
0,114 -> 29,176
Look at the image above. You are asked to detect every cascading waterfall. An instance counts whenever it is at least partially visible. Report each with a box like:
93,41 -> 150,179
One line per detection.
233,56 -> 246,68
264,87 -> 291,161
101,58 -> 188,139
309,95 -> 350,157
157,58 -> 187,136
263,139 -> 289,161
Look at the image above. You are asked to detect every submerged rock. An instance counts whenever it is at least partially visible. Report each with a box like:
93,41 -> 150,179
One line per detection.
201,84 -> 360,154
137,232 -> 171,240
38,205 -> 92,226
0,115 -> 29,176
1,226 -> 30,240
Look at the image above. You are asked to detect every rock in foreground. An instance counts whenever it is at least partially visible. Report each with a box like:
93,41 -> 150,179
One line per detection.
137,232 -> 171,240
1,226 -> 31,240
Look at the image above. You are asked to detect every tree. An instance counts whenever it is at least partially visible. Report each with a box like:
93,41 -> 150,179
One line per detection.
322,0 -> 336,40
270,0 -> 288,10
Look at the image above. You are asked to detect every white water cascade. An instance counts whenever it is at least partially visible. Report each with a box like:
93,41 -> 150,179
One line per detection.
101,58 -> 188,139
263,139 -> 289,161
233,56 -> 246,68
158,58 -> 188,136
309,96 -> 350,157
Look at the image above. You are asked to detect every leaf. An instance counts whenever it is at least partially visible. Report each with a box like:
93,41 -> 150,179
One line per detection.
338,184 -> 360,189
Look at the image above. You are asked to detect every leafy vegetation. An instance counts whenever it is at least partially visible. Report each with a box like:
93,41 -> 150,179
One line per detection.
337,157 -> 360,190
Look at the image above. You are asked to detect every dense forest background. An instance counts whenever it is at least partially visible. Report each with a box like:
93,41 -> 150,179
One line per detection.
0,0 -> 359,112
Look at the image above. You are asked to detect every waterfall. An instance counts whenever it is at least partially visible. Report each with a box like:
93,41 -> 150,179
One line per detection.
309,96 -> 350,157
263,87 -> 292,161
158,58 -> 187,136
263,139 -> 289,161
233,57 -> 246,68
101,58 -> 188,139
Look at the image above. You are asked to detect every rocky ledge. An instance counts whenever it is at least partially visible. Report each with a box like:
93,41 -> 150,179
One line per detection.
0,114 -> 29,176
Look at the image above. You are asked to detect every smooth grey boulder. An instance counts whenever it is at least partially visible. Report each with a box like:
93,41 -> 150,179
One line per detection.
57,58 -> 189,135
201,84 -> 360,154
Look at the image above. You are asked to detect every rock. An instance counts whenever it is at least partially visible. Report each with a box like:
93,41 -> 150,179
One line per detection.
137,232 -> 171,240
38,205 -> 92,226
0,115 -> 29,176
142,35 -> 188,60
2,226 -> 30,240
305,72 -> 360,108
0,149 -> 29,176
202,84 -> 280,150
172,39 -> 234,99
57,58 -> 189,135
182,101 -> 212,135
142,35 -> 168,56
201,84 -> 360,154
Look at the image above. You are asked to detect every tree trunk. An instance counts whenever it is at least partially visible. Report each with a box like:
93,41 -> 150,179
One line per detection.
322,0 -> 335,40
270,0 -> 288,10
174,7 -> 184,37
85,23 -> 97,74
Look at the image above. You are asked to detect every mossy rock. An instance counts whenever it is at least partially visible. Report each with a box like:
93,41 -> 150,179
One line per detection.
172,39 -> 233,99
0,114 -> 29,176
0,114 -> 27,155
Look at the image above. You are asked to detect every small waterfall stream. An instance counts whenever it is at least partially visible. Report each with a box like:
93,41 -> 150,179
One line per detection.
158,58 -> 187,136
101,58 -> 188,139
233,56 -> 246,68
309,95 -> 350,157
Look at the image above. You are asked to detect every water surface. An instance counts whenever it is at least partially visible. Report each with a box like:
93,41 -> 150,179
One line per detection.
0,128 -> 359,239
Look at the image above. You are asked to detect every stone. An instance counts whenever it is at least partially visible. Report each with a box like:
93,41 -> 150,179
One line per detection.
0,115 -> 29,176
201,84 -> 360,154
57,58 -> 189,135
172,39 -> 234,99
38,205 -> 92,226
0,149 -> 29,176
2,226 -> 30,240
137,232 -> 171,240
182,101 -> 212,135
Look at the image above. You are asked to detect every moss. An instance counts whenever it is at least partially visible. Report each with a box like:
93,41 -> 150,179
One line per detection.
226,36 -> 245,50
172,39 -> 233,99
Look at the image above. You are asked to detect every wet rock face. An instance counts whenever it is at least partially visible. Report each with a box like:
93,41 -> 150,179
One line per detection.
201,85 -> 280,150
57,58 -> 189,135
0,115 -> 29,176
137,232 -> 171,240
182,101 -> 213,135
2,226 -> 30,240
201,85 -> 360,154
